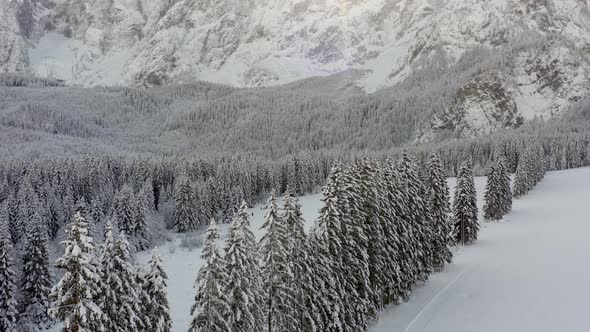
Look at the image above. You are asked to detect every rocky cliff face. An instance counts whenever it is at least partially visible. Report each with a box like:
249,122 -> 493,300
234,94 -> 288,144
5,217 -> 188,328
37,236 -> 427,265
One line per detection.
1,0 -> 589,138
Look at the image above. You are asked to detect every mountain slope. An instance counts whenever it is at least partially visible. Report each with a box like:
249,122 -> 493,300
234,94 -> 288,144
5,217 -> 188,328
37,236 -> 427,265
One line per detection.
1,0 -> 589,139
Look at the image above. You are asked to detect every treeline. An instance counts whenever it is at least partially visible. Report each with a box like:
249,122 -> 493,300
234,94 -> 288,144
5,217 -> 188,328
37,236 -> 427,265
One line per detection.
0,129 -> 587,252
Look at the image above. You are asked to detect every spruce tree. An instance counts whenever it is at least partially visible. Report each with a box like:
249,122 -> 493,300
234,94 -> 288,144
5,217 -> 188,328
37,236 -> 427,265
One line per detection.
19,213 -> 53,330
146,248 -> 172,332
112,185 -> 136,237
173,176 -> 196,232
282,190 -> 316,331
397,152 -> 434,281
99,226 -> 143,332
315,164 -> 350,331
235,201 -> 265,329
426,153 -> 453,271
483,161 -> 512,221
453,161 -> 479,245
378,161 -> 407,304
259,192 -> 294,332
189,219 -> 230,332
497,160 -> 513,216
133,192 -> 150,250
49,212 -> 104,332
0,216 -> 18,332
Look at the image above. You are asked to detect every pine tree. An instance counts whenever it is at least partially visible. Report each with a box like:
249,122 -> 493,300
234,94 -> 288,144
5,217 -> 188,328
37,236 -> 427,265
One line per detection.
453,161 -> 479,245
426,154 -> 453,271
397,152 -> 434,281
223,206 -> 263,332
145,248 -> 172,332
378,161 -> 407,304
112,185 -> 136,236
259,192 -> 294,332
282,190 -> 316,331
189,219 -> 230,332
133,192 -> 150,250
497,160 -> 513,216
135,267 -> 152,332
174,176 -> 196,232
483,161 -> 512,221
0,215 -> 18,332
49,212 -> 104,332
315,164 -> 351,331
19,212 -> 53,330
99,225 -> 143,332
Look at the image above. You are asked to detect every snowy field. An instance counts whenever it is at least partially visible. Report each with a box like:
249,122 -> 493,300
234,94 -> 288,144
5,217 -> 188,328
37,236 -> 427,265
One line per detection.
372,167 -> 590,332
138,167 -> 590,332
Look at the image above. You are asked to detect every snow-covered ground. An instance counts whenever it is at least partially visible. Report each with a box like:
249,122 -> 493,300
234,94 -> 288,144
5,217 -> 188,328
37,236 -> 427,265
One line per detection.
371,167 -> 590,332
138,167 -> 590,332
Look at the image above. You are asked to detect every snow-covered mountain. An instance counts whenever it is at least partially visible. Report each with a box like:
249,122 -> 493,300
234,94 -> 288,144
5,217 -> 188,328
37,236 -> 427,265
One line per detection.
1,0 -> 590,138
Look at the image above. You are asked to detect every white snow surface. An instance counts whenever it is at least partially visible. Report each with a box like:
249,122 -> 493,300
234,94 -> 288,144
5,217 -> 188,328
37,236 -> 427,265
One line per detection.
371,167 -> 590,332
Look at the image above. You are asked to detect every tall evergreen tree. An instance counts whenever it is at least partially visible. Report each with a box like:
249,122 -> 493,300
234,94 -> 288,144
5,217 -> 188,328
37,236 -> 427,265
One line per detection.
426,154 -> 453,271
259,192 -> 294,332
315,164 -> 351,331
19,213 -> 53,330
453,161 -> 479,245
0,215 -> 18,332
484,161 -> 512,221
145,248 -> 172,332
223,209 -> 262,332
189,219 -> 230,332
133,191 -> 150,250
397,152 -> 434,281
49,212 -> 104,332
173,176 -> 196,233
112,185 -> 136,237
99,226 -> 143,332
282,190 -> 316,331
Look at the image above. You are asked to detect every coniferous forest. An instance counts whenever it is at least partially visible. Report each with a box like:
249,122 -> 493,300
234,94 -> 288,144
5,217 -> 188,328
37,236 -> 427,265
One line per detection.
0,76 -> 588,331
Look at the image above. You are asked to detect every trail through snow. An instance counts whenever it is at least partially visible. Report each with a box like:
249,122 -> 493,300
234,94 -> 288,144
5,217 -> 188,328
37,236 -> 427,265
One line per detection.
371,167 -> 590,332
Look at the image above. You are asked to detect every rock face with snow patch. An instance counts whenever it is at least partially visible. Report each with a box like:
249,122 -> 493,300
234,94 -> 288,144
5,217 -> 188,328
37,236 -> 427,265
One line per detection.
1,0 -> 590,137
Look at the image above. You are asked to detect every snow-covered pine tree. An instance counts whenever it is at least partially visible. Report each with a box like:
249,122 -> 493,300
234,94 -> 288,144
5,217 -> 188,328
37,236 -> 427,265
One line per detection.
236,202 -> 265,330
99,226 -> 143,332
112,185 -> 136,237
223,210 -> 263,332
347,160 -> 381,319
282,189 -> 316,331
133,191 -> 150,250
18,212 -> 53,330
484,162 -> 504,221
397,152 -> 434,281
378,161 -> 407,304
315,164 -> 351,331
512,148 -> 531,198
426,153 -> 453,271
173,175 -> 197,232
0,215 -> 18,332
145,248 -> 171,332
189,219 -> 230,332
49,212 -> 104,332
135,266 -> 152,331
259,192 -> 295,332
453,161 -> 479,245
497,160 -> 513,216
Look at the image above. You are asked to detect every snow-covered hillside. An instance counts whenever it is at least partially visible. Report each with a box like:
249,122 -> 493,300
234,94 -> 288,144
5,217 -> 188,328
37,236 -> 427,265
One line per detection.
3,0 -> 589,139
136,167 -> 590,331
